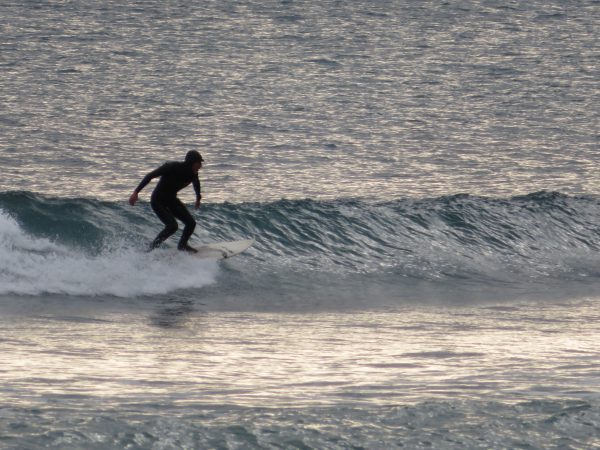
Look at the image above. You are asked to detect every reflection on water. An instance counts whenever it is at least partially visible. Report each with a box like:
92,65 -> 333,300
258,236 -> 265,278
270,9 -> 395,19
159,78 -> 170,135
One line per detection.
150,297 -> 198,329
1,0 -> 597,202
0,297 -> 597,408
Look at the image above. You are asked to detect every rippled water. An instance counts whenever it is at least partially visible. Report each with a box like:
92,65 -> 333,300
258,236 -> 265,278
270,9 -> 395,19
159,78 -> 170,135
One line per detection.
3,299 -> 598,406
2,0 -> 598,201
1,296 -> 598,448
1,0 -> 599,448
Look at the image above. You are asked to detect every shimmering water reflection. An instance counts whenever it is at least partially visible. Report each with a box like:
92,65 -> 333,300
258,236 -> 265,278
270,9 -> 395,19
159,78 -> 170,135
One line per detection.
1,298 -> 597,408
1,0 -> 597,202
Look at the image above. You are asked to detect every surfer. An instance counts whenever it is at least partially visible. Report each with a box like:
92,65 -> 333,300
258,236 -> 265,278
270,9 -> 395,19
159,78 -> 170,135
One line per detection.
129,150 -> 203,253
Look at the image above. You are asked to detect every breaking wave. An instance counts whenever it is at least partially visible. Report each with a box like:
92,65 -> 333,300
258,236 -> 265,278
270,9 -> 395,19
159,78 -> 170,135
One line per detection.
1,191 -> 599,298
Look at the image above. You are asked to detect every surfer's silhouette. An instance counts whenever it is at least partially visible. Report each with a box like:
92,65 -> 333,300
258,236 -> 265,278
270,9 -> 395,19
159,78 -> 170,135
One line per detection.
129,150 -> 203,253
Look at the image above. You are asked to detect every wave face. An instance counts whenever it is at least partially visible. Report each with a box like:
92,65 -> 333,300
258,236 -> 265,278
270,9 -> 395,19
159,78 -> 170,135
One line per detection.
1,191 -> 599,298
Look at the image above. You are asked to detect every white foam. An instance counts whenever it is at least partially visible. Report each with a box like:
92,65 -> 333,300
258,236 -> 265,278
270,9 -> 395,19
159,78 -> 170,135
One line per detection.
0,211 -> 218,297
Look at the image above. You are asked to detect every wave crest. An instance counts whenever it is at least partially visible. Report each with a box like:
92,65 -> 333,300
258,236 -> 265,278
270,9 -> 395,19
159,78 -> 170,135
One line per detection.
1,191 -> 599,297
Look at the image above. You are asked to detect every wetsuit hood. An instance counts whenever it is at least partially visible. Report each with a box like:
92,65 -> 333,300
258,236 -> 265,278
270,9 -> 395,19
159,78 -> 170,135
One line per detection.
185,150 -> 204,165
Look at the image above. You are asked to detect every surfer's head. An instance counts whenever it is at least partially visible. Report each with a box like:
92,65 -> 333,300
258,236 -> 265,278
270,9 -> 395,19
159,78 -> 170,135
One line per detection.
185,150 -> 204,172
185,150 -> 203,164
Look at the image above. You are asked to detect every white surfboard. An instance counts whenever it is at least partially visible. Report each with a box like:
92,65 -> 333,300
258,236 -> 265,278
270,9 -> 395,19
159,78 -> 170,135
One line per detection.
193,238 -> 254,260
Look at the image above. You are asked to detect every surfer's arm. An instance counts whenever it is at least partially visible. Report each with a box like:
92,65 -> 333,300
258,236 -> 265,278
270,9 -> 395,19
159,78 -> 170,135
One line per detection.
129,165 -> 166,206
135,166 -> 165,193
192,175 -> 202,209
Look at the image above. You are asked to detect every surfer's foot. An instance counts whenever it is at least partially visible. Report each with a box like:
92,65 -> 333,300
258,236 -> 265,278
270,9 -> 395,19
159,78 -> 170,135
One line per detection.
148,238 -> 165,252
178,244 -> 198,254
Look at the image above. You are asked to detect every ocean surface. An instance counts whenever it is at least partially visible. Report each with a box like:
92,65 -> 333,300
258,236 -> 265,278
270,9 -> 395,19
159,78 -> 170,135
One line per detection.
1,0 -> 599,449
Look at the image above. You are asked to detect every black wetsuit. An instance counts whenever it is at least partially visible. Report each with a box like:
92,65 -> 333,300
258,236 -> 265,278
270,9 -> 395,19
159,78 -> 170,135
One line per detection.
135,161 -> 201,250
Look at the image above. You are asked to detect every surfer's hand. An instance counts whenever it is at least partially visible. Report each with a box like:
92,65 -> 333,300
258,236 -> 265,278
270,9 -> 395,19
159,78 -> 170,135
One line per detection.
195,198 -> 201,209
129,191 -> 138,206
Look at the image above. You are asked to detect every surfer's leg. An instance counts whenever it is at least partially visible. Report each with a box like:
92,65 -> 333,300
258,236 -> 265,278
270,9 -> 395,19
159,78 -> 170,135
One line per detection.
150,199 -> 178,250
171,199 -> 196,251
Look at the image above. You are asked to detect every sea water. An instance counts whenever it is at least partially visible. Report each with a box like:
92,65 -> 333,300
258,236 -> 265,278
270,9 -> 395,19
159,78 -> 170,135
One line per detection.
1,1 -> 599,449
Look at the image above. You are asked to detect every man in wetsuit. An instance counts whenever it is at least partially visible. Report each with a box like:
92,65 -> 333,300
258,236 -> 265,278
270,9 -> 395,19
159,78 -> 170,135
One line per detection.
129,150 -> 203,253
